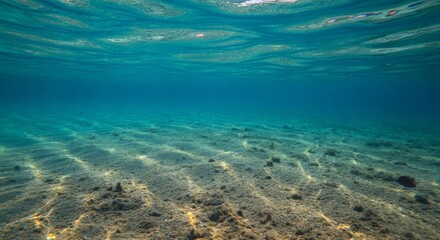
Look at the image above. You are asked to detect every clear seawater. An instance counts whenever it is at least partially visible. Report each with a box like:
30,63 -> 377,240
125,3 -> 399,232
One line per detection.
0,1 -> 439,239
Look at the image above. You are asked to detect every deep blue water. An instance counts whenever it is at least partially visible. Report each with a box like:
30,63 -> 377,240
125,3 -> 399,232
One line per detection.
1,0 -> 439,118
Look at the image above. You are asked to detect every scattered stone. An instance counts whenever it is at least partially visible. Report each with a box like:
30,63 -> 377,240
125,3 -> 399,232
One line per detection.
187,229 -> 205,239
13,166 -> 20,171
309,162 -> 320,167
204,194 -> 224,206
404,232 -> 415,239
100,192 -> 112,199
291,194 -> 303,200
271,157 -> 280,163
324,149 -> 337,156
415,195 -> 430,205
237,209 -> 244,217
208,158 -> 215,162
366,141 -> 392,148
266,161 -> 274,167
265,176 -> 272,180
396,176 -> 416,187
295,228 -> 311,236
353,205 -> 364,212
350,169 -> 362,176
148,209 -> 162,217
115,182 -> 124,192
393,161 -> 407,166
44,178 -> 55,183
258,210 -> 272,224
209,209 -> 227,222
220,185 -> 226,190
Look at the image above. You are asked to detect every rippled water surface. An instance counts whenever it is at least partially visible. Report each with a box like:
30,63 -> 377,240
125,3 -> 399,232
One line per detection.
1,0 -> 439,82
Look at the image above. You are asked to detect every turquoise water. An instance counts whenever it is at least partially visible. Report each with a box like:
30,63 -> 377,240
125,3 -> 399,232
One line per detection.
1,1 -> 440,239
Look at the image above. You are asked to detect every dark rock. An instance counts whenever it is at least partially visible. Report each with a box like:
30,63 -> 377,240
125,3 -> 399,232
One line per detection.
100,192 -> 113,199
13,166 -> 20,171
353,205 -> 364,212
237,209 -> 244,217
187,229 -> 205,239
208,158 -> 215,162
291,194 -> 303,200
220,185 -> 226,190
115,182 -> 124,192
148,209 -> 162,217
309,162 -> 320,167
396,176 -> 416,187
209,210 -> 225,222
271,157 -> 280,163
295,228 -> 311,235
44,178 -> 55,183
204,194 -> 224,206
404,232 -> 415,239
366,141 -> 393,148
265,176 -> 272,180
266,161 -> 274,167
415,195 -> 430,205
393,161 -> 407,166
350,169 -> 362,175
258,210 -> 272,224
324,149 -> 337,156
92,186 -> 100,191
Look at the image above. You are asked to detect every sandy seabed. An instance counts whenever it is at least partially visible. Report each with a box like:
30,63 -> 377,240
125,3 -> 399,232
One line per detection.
0,110 -> 439,240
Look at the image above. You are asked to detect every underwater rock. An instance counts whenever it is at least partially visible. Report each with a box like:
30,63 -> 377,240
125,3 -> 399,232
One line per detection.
414,195 -> 430,205
208,158 -> 215,162
295,228 -> 311,236
324,149 -> 337,156
265,176 -> 272,179
366,141 -> 392,148
13,165 -> 20,171
115,182 -> 124,192
44,178 -> 55,183
266,161 -> 274,167
187,229 -> 205,239
209,208 -> 228,222
258,210 -> 272,224
353,205 -> 364,212
236,209 -> 244,217
148,209 -> 161,217
309,161 -> 320,167
350,169 -> 362,176
291,194 -> 303,200
393,161 -> 407,166
204,193 -> 224,206
271,157 -> 280,163
396,176 -> 416,187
